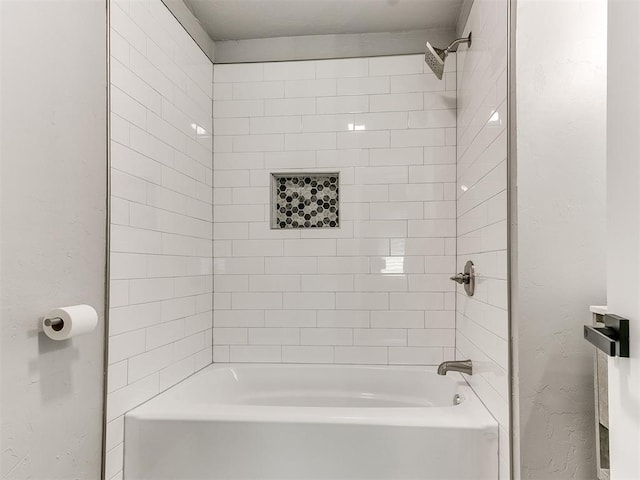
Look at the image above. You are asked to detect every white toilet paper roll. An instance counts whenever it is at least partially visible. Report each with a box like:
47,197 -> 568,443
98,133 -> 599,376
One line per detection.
42,304 -> 98,340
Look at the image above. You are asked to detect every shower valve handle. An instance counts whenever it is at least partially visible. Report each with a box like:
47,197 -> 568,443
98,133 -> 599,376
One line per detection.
450,273 -> 470,285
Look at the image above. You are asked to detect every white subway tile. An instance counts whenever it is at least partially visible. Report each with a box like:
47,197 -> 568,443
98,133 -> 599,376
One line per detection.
233,134 -> 284,152
231,186 -> 269,205
425,311 -> 455,329
409,165 -> 456,183
354,274 -> 407,292
301,328 -> 352,346
408,328 -> 455,347
112,142 -> 163,185
355,166 -> 407,184
284,239 -> 336,256
369,55 -> 423,76
388,184 -> 444,201
317,257 -> 369,274
301,114 -> 353,133
233,81 -> 284,100
232,292 -> 283,310
265,98 -> 315,116
285,79 -> 336,98
130,125 -> 174,166
301,274 -> 354,292
408,110 -> 456,129
354,112 -> 408,131
317,310 -> 369,328
337,131 -> 389,149
232,240 -> 283,257
390,73 -> 443,93
370,202 -> 423,220
337,239 -> 389,256
111,87 -> 147,129
214,63 -> 263,83
214,118 -> 250,136
213,223 -> 248,240
265,310 -> 316,328
371,311 -> 424,329
213,327 -> 248,345
337,76 -> 389,95
389,293 -> 444,310
213,83 -> 233,100
111,253 -> 146,280
265,257 -> 317,274
214,310 -> 264,328
214,152 -> 263,170
283,293 -> 335,310
369,256 -> 424,274
146,319 -> 185,350
249,328 -> 299,345
335,293 -> 388,310
111,113 -> 130,146
388,347 -> 443,365
213,345 -> 230,362
424,91 -> 456,110
214,100 -> 264,118
111,225 -> 162,254
408,219 -> 456,237
250,116 -> 302,134
213,205 -> 264,222
391,129 -> 445,147
354,328 -> 407,346
109,330 -> 146,365
264,150 -> 316,169
213,274 -> 248,293
285,132 -> 336,151
250,274 -> 301,292
334,346 -> 387,364
282,346 -> 334,363
424,146 -> 456,164
129,278 -> 174,304
230,345 -> 281,363
315,58 -> 368,78
264,61 -> 315,80
408,274 -> 453,292
370,93 -> 423,112
353,220 -> 407,238
128,345 -> 173,383
317,96 -> 369,114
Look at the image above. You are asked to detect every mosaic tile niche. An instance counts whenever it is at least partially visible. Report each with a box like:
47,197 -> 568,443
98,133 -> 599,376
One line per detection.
271,173 -> 339,229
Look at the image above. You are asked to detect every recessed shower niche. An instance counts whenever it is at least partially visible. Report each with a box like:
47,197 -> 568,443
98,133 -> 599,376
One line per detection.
270,173 -> 339,229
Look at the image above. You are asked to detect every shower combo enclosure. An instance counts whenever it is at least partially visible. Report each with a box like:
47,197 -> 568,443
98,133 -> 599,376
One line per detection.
104,0 -> 509,478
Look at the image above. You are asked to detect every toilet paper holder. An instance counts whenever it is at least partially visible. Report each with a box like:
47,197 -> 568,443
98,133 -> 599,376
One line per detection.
43,316 -> 64,331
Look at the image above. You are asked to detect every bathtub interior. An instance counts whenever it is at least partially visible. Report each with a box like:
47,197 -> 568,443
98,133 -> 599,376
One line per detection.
144,364 -> 460,408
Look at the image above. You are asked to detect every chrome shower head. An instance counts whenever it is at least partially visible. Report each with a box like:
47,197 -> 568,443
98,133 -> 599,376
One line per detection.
425,42 -> 447,80
424,32 -> 472,80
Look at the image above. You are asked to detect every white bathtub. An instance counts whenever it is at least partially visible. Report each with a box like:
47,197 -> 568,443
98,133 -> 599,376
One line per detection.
124,364 -> 499,480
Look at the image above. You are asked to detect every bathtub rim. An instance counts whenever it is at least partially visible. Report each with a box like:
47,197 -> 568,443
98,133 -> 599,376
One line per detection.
125,363 -> 499,430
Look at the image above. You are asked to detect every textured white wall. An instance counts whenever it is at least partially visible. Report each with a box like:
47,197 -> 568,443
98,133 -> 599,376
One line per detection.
0,1 -> 107,478
455,0 -> 509,477
105,1 -> 213,478
512,0 -> 607,477
212,55 -> 458,365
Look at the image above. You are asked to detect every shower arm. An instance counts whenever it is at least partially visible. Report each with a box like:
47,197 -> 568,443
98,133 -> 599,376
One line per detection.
444,33 -> 472,54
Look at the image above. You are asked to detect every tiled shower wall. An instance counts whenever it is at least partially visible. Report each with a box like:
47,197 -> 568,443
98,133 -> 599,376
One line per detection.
212,54 -> 458,365
455,0 -> 509,477
105,1 -> 213,478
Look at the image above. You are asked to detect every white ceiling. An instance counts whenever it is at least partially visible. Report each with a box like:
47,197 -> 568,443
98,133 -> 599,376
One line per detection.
183,0 -> 464,41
